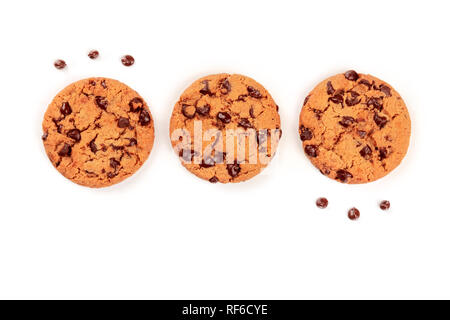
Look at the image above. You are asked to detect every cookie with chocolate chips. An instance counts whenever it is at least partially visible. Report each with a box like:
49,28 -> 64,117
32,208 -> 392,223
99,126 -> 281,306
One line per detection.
42,77 -> 155,188
170,74 -> 281,183
299,71 -> 411,184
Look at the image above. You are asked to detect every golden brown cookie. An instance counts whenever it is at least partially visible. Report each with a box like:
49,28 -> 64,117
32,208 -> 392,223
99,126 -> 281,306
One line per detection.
42,77 -> 155,188
170,74 -> 281,183
299,70 -> 411,184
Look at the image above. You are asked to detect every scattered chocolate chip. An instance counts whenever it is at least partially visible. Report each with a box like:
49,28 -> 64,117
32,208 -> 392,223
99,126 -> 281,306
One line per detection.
118,117 -> 130,128
60,102 -> 72,116
121,55 -> 135,66
67,129 -> 81,142
128,138 -> 137,146
329,93 -> 344,104
249,107 -> 256,118
380,200 -> 391,210
196,104 -> 211,116
359,79 -> 372,89
366,97 -> 383,111
326,81 -> 335,95
305,145 -> 319,157
214,151 -> 226,163
339,116 -> 355,128
101,80 -> 107,89
111,145 -> 124,151
345,91 -> 361,106
348,207 -> 360,220
357,130 -> 367,138
139,110 -> 151,126
200,80 -> 212,95
247,86 -> 262,99
316,197 -> 328,209
129,97 -> 143,112
220,78 -> 231,94
303,95 -> 311,106
95,96 -> 108,110
58,143 -> 72,157
217,112 -> 231,124
300,125 -> 313,141
110,158 -> 120,170
344,70 -> 359,81
209,176 -> 219,183
42,132 -> 48,141
359,145 -> 372,159
89,139 -> 98,153
237,95 -> 247,101
89,80 -> 96,86
336,169 -> 353,183
379,84 -> 392,97
373,113 -> 388,128
227,162 -> 241,178
54,59 -> 66,70
379,147 -> 388,160
107,172 -> 117,179
200,157 -> 215,168
181,104 -> 196,119
238,118 -> 253,129
320,168 -> 331,175
88,50 -> 99,59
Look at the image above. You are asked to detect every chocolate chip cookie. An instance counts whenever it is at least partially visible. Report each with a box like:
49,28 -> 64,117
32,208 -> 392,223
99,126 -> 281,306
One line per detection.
42,77 -> 155,188
299,71 -> 411,184
170,74 -> 281,183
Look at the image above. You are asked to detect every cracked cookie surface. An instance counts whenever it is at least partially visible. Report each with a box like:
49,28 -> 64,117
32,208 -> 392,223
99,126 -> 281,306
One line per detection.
299,71 -> 411,184
42,77 -> 155,188
170,74 -> 281,183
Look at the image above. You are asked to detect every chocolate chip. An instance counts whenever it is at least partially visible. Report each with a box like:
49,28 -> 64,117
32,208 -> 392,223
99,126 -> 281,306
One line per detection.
118,117 -> 130,128
344,70 -> 359,81
359,145 -> 372,159
357,130 -> 367,138
249,107 -> 256,118
345,91 -> 361,106
89,139 -> 98,153
303,95 -> 311,106
379,147 -> 388,160
348,207 -> 360,220
128,138 -> 137,146
139,110 -> 151,126
101,80 -> 107,89
329,93 -> 344,104
380,200 -> 391,210
316,197 -> 328,209
196,104 -> 211,116
359,79 -> 372,89
237,95 -> 247,101
247,86 -> 262,99
373,113 -> 388,128
305,145 -> 318,157
379,84 -> 392,97
67,129 -> 81,142
60,102 -> 72,116
180,104 -> 196,119
200,157 -> 215,168
220,78 -> 231,94
107,172 -> 117,179
300,125 -> 313,141
200,80 -> 212,95
95,96 -> 108,110
110,158 -> 120,170
326,81 -> 335,95
42,132 -> 48,141
238,118 -> 253,129
366,97 -> 383,111
88,50 -> 99,59
339,116 -> 355,128
58,143 -> 72,157
179,149 -> 198,162
89,80 -> 96,86
129,97 -> 143,112
336,169 -> 353,183
227,162 -> 241,178
214,151 -> 226,163
121,55 -> 135,66
209,176 -> 219,183
217,112 -> 231,124
54,59 -> 66,70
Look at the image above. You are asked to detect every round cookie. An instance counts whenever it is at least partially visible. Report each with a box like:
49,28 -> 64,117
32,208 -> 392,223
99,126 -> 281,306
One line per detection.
42,77 -> 155,188
170,74 -> 281,183
299,70 -> 411,184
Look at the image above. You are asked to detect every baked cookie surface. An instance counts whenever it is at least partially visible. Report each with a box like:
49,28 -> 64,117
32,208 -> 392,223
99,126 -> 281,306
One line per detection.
170,74 -> 281,183
299,71 -> 411,184
42,77 -> 155,188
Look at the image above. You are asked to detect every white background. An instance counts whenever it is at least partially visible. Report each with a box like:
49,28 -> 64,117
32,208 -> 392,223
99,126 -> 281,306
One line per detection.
0,0 -> 449,300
